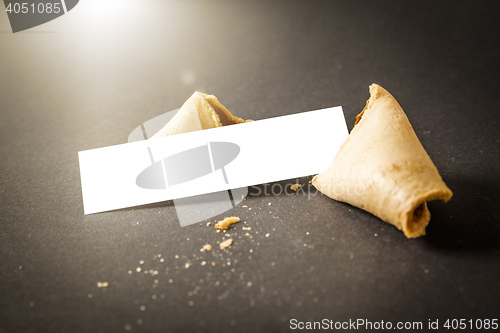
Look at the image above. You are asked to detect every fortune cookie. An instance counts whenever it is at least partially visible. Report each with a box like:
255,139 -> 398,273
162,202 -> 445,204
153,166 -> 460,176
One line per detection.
152,91 -> 250,138
312,84 -> 452,238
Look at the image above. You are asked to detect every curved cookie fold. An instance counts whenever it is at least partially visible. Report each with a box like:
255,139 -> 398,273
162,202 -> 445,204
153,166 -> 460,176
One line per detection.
312,84 -> 452,238
152,91 -> 250,138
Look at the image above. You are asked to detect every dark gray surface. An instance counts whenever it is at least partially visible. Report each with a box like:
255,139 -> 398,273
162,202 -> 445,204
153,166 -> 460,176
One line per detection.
1,1 -> 499,332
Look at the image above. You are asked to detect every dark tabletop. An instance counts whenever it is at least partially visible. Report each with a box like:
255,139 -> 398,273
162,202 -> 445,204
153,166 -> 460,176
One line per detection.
1,1 -> 499,332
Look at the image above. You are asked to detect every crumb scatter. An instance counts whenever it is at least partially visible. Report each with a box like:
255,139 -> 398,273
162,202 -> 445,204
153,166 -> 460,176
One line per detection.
97,282 -> 109,288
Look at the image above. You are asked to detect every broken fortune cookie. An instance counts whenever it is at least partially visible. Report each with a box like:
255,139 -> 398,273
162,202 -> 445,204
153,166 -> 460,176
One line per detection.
152,91 -> 251,138
312,84 -> 452,238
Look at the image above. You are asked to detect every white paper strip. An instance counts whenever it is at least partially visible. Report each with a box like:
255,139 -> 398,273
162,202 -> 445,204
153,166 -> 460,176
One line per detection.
78,106 -> 348,214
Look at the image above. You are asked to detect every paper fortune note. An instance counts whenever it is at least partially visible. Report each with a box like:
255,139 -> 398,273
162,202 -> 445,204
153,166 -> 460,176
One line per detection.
78,107 -> 348,214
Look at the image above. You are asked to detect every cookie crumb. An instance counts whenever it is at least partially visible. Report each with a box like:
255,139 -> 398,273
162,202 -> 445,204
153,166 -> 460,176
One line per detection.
219,238 -> 233,250
215,216 -> 240,230
242,227 -> 252,231
290,183 -> 301,191
200,244 -> 212,252
97,282 -> 109,288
